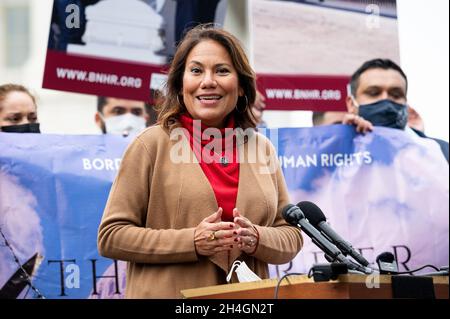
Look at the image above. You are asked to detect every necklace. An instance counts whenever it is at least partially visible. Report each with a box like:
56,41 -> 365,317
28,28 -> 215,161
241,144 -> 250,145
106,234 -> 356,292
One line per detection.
220,156 -> 229,167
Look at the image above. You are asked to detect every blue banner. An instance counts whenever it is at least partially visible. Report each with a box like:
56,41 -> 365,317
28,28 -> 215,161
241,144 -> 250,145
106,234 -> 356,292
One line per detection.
265,126 -> 449,278
0,134 -> 129,299
0,126 -> 448,298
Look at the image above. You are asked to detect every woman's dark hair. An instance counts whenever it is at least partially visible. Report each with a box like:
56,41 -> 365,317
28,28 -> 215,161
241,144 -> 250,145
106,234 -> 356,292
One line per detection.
157,24 -> 257,131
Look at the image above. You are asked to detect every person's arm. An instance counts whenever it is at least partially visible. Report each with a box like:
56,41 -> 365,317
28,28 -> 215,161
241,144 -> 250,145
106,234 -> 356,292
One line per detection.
97,136 -> 199,264
235,138 -> 302,264
249,164 -> 303,264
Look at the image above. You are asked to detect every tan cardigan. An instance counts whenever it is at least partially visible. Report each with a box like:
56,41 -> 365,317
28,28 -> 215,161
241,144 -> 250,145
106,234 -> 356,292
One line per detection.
97,125 -> 303,298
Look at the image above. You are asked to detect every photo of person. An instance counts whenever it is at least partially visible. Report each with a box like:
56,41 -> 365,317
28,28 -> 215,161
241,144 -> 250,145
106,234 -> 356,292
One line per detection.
47,0 -> 226,65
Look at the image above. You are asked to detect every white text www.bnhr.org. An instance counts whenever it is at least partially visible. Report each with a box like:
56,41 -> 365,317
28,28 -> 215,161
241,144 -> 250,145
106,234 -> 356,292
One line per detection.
265,88 -> 341,101
56,68 -> 142,88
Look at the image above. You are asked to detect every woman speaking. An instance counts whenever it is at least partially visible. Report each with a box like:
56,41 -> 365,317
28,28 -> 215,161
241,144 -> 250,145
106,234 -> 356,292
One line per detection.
97,25 -> 302,298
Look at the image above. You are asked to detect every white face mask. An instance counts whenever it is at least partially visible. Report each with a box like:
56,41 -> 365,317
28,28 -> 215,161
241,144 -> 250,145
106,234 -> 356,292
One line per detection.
226,261 -> 262,283
103,113 -> 146,137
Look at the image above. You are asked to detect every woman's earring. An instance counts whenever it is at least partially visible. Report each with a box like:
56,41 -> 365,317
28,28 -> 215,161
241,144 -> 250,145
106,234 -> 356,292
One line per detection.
236,95 -> 249,113
177,95 -> 183,107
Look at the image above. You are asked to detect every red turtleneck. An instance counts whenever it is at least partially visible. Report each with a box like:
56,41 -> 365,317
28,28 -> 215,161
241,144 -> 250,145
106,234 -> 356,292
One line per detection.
179,114 -> 239,222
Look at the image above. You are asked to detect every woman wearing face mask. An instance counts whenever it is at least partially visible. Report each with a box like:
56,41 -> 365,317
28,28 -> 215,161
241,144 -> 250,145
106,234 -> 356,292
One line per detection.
0,84 -> 40,133
97,25 -> 303,298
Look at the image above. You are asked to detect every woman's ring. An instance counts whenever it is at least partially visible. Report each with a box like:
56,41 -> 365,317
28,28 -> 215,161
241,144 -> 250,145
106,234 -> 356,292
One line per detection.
207,231 -> 217,241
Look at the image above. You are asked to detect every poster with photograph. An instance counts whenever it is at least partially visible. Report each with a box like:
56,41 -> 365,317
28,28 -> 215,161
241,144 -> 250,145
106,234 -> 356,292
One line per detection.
251,0 -> 400,111
42,0 -> 227,102
1,127 -> 447,298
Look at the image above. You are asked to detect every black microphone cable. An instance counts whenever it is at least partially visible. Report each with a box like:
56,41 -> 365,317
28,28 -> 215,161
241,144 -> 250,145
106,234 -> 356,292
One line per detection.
393,264 -> 441,275
273,272 -> 303,299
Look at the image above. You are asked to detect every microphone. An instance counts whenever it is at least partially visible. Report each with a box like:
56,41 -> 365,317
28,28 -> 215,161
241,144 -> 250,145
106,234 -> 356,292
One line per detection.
310,262 -> 348,282
376,252 -> 398,274
298,201 -> 370,267
282,204 -> 372,274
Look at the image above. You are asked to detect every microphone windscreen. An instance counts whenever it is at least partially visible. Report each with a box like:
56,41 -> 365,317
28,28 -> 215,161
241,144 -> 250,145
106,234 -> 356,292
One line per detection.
282,204 -> 303,225
282,204 -> 295,225
297,201 -> 326,226
376,252 -> 395,263
282,204 -> 294,218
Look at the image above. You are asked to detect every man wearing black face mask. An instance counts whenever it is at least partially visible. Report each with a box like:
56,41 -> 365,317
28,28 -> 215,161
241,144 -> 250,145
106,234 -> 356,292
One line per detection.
344,58 -> 448,162
0,84 -> 41,134
346,58 -> 409,130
